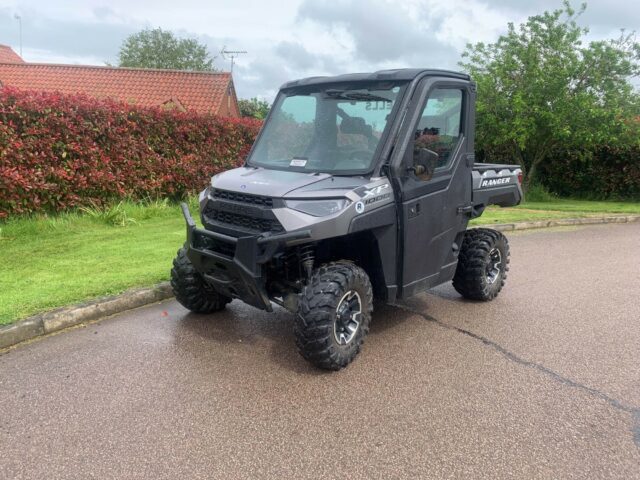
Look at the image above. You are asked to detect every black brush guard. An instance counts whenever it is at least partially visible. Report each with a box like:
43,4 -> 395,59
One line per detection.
180,203 -> 310,312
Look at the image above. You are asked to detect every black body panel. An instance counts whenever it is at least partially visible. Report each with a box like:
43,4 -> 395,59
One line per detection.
349,203 -> 398,301
388,77 -> 476,298
473,185 -> 522,210
280,69 -> 470,90
182,204 -> 310,311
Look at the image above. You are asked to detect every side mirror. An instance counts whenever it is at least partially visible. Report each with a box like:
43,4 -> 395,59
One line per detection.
409,148 -> 439,181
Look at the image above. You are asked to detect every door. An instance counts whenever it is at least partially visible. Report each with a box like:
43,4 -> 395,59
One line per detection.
394,79 -> 474,298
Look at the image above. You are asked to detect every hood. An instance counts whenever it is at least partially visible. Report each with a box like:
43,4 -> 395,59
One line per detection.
211,167 -> 367,198
283,175 -> 371,198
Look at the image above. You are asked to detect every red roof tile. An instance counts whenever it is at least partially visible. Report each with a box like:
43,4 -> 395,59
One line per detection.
0,62 -> 237,115
0,45 -> 24,63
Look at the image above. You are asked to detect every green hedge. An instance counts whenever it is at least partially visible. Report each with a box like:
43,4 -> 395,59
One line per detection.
539,146 -> 640,200
477,144 -> 640,200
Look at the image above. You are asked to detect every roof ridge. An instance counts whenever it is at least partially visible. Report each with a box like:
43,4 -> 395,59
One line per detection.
0,61 -> 230,76
0,61 -> 237,115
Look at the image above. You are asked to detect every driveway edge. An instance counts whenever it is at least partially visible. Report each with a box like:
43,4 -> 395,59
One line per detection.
2,214 -> 639,350
487,214 -> 640,232
0,282 -> 173,350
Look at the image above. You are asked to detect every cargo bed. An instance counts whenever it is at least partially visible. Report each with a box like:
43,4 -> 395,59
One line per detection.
471,163 -> 523,217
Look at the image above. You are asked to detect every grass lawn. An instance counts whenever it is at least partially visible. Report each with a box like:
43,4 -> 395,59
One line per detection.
1,197 -> 638,325
0,200 -> 196,326
472,198 -> 640,225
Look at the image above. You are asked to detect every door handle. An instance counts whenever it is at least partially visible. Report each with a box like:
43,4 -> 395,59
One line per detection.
408,202 -> 421,218
465,154 -> 475,167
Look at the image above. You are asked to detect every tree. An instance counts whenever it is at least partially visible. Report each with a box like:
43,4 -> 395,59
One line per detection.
238,97 -> 271,119
118,28 -> 216,71
460,1 -> 640,190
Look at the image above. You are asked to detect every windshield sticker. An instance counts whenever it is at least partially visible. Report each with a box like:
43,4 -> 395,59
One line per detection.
290,158 -> 308,167
365,101 -> 392,111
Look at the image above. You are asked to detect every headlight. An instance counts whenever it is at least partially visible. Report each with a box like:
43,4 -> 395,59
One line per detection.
284,198 -> 351,217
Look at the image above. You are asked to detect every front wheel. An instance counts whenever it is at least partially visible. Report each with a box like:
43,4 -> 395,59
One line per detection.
171,247 -> 231,313
452,228 -> 510,301
295,261 -> 373,370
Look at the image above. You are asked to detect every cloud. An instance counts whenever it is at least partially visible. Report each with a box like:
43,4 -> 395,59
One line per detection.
479,0 -> 640,34
275,41 -> 317,70
234,59 -> 292,101
0,0 -> 636,100
297,0 -> 459,65
0,6 -> 138,63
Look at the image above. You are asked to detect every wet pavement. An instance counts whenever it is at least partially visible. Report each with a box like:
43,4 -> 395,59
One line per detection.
1,223 -> 639,479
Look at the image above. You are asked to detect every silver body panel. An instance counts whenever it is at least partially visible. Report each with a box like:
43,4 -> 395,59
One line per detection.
472,166 -> 523,192
205,167 -> 395,242
210,167 -> 332,198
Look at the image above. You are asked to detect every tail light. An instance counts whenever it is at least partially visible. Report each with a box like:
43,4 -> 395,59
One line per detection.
517,172 -> 523,184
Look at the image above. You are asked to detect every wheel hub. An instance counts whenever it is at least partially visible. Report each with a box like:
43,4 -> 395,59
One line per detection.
486,247 -> 502,284
334,290 -> 362,345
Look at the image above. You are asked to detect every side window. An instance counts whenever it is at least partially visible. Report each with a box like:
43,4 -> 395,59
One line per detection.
413,88 -> 463,177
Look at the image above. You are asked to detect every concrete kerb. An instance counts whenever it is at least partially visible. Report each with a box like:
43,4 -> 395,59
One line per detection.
1,214 -> 639,350
0,282 -> 173,350
490,214 -> 639,232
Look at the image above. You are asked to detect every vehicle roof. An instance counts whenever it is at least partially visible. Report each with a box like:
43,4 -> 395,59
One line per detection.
280,68 -> 470,90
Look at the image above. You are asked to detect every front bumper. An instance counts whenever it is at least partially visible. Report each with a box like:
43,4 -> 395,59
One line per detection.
180,203 -> 310,312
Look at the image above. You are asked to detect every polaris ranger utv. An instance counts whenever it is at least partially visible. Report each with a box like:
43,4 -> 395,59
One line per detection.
171,68 -> 522,370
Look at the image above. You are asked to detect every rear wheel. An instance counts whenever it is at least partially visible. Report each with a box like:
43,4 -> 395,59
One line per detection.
171,247 -> 231,313
452,228 -> 510,301
295,261 -> 373,370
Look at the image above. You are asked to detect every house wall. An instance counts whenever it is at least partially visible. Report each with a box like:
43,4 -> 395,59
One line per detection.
218,80 -> 241,118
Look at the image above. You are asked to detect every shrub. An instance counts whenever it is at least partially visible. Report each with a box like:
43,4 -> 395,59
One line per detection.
539,146 -> 640,200
0,87 -> 262,218
477,143 -> 640,200
524,183 -> 556,202
79,201 -> 138,227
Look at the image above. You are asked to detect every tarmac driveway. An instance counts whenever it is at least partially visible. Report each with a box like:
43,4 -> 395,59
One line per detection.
1,223 -> 639,479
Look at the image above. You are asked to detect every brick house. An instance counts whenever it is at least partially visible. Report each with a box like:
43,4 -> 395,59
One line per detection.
0,44 -> 240,117
0,44 -> 25,63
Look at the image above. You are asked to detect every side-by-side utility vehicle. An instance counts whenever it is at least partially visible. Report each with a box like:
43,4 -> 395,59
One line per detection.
171,68 -> 523,370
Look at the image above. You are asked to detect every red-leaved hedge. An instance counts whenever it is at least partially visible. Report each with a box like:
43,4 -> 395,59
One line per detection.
0,87 -> 262,218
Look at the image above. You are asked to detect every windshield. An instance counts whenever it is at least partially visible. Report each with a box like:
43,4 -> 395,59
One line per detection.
247,82 -> 406,174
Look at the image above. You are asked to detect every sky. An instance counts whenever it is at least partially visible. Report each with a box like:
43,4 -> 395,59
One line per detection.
0,0 -> 638,101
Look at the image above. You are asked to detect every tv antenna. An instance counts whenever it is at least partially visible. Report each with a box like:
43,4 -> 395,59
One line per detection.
220,46 -> 247,74
14,14 -> 22,57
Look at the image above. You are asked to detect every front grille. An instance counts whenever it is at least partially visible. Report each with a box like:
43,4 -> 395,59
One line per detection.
203,205 -> 284,234
194,234 -> 236,257
211,189 -> 273,207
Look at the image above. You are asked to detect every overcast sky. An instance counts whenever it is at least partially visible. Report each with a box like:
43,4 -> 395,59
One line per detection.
0,0 -> 638,100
